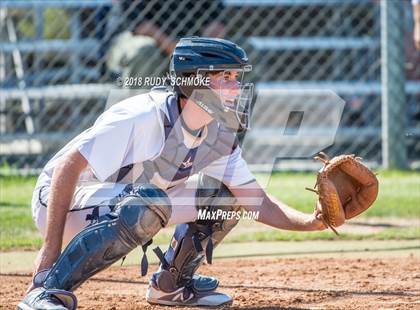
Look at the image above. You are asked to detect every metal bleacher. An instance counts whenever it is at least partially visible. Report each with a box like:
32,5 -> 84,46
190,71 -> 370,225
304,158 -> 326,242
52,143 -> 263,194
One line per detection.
2,0 -> 396,99
233,0 -> 419,168
1,0 -> 112,88
1,0 -> 114,157
0,0 -> 418,169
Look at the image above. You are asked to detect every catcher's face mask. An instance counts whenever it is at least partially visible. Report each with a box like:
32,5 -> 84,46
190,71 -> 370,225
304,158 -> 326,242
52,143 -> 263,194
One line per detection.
192,66 -> 253,131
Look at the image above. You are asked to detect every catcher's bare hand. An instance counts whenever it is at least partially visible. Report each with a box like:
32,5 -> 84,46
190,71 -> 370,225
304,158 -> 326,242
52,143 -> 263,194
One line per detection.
310,201 -> 327,231
25,244 -> 60,293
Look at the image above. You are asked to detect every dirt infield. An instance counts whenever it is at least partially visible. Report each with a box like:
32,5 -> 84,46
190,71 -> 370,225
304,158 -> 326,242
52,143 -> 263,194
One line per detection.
2,255 -> 419,309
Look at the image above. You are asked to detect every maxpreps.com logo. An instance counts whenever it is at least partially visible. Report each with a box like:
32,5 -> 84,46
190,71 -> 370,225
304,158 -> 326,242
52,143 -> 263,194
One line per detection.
197,209 -> 260,220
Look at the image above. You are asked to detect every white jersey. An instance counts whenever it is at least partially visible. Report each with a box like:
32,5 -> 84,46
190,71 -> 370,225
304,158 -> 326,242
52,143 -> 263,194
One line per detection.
35,89 -> 254,191
32,89 -> 255,244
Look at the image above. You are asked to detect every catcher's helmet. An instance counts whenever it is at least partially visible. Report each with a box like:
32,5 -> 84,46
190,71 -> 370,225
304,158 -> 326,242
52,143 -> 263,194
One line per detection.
170,37 -> 253,130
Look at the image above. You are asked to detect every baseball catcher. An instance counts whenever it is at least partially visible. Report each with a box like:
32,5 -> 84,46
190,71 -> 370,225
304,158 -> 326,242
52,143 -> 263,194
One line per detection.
18,37 -> 378,310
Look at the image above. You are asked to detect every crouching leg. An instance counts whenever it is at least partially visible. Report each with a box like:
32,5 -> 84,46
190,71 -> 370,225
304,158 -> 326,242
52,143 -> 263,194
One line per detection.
17,184 -> 171,310
147,175 -> 240,306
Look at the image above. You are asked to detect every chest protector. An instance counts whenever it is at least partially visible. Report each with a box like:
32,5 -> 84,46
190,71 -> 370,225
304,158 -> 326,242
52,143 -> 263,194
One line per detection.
119,89 -> 238,190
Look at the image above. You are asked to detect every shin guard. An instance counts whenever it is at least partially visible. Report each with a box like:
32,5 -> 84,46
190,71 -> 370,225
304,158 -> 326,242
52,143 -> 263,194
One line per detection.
153,175 -> 240,292
43,185 -> 171,292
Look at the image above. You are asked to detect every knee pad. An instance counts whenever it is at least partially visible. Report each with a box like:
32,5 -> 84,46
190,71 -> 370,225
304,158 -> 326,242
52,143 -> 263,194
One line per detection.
153,175 -> 240,291
43,184 -> 171,292
118,185 -> 172,244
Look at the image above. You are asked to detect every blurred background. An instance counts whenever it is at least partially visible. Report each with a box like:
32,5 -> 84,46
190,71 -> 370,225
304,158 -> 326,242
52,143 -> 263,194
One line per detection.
0,0 -> 419,174
0,0 -> 419,268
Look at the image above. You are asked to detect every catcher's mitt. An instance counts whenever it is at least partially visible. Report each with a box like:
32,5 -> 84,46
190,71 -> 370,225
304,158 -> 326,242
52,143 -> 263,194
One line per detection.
307,152 -> 379,235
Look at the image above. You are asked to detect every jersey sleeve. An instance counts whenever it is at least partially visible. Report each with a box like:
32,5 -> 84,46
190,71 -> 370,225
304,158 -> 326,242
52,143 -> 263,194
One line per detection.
201,146 -> 255,187
77,99 -> 163,182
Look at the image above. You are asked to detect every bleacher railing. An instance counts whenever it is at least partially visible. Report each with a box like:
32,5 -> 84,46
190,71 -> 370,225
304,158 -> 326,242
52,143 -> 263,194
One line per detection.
0,0 -> 418,172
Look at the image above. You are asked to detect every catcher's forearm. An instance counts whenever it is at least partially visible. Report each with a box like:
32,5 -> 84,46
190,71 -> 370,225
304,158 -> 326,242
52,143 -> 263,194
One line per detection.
254,194 -> 321,231
38,149 -> 87,270
230,181 -> 322,231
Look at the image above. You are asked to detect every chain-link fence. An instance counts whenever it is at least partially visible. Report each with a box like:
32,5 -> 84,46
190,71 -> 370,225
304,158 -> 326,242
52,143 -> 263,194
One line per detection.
1,0 -> 419,173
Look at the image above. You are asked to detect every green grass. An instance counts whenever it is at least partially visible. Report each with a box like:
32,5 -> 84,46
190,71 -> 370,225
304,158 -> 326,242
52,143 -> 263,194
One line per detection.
224,226 -> 420,243
0,171 -> 419,250
0,175 -> 36,207
0,176 -> 40,250
265,170 -> 420,217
